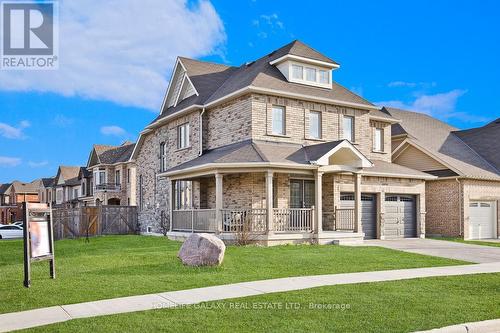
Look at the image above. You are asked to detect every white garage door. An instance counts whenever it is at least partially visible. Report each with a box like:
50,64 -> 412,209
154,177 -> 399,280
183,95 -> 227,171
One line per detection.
469,201 -> 496,239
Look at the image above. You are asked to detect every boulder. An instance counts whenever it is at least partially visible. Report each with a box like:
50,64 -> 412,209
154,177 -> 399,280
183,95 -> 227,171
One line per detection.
178,233 -> 226,266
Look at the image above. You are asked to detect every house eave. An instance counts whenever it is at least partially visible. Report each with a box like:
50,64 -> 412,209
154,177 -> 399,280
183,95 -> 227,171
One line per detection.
269,54 -> 340,69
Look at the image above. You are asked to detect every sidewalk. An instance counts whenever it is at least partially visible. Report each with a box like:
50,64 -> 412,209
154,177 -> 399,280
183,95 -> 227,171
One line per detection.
1,262 -> 500,332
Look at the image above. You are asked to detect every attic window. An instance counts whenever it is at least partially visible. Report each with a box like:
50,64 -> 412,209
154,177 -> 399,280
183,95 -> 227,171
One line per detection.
292,65 -> 303,80
285,61 -> 332,88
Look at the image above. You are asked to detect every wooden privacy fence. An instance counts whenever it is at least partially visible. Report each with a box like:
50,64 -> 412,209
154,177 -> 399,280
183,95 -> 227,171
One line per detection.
52,206 -> 138,240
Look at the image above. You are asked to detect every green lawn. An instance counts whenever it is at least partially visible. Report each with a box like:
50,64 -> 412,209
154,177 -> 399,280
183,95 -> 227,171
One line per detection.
432,237 -> 500,248
25,273 -> 500,333
0,235 -> 466,314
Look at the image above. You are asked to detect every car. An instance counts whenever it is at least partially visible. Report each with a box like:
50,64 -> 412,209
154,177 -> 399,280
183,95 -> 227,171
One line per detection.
12,221 -> 24,227
0,224 -> 23,239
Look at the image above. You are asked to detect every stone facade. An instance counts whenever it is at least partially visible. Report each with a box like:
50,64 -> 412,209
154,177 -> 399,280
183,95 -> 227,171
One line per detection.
135,92 -> 417,235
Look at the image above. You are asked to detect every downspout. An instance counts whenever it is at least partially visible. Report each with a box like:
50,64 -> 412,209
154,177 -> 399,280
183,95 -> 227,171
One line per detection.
455,178 -> 462,237
199,108 -> 205,156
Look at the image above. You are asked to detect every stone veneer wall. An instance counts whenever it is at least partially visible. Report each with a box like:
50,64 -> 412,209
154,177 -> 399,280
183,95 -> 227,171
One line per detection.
250,94 -> 392,162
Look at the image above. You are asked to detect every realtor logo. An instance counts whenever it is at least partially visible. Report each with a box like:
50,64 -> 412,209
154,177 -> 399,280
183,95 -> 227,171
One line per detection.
1,1 -> 58,70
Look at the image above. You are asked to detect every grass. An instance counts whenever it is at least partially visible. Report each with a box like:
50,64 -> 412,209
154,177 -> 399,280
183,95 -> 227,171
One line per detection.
432,237 -> 500,248
24,273 -> 500,333
0,235 -> 467,314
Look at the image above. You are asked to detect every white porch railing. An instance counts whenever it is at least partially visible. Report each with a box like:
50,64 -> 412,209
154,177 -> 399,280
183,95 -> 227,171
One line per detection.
221,209 -> 267,233
171,208 -> 315,234
172,209 -> 217,232
273,208 -> 313,233
334,208 -> 355,231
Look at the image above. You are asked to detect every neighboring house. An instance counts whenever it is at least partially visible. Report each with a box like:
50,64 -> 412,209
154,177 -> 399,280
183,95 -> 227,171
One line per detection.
0,180 -> 40,223
53,166 -> 82,206
85,142 -> 136,206
39,177 -> 56,205
387,107 -> 500,240
78,167 -> 94,205
132,40 -> 434,244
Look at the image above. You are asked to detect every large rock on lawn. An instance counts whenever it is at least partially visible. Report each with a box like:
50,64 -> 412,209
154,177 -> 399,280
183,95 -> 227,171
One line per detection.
178,233 -> 226,266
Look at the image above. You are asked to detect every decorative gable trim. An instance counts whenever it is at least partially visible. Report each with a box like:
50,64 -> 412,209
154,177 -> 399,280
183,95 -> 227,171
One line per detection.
160,58 -> 200,113
312,140 -> 373,168
270,54 -> 340,68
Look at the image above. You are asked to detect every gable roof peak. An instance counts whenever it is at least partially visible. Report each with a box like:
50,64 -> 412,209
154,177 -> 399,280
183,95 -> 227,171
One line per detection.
270,40 -> 339,66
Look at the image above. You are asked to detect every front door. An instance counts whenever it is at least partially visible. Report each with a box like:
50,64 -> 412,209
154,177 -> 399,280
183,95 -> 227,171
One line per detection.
290,180 -> 315,208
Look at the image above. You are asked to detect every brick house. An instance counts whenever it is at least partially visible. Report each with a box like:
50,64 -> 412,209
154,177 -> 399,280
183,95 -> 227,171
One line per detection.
388,108 -> 500,240
132,40 -> 435,245
0,180 -> 40,223
53,166 -> 83,206
84,142 -> 137,206
39,177 -> 56,205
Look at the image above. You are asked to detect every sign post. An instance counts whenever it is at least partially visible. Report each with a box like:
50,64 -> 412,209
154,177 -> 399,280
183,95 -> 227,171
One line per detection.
23,202 -> 56,288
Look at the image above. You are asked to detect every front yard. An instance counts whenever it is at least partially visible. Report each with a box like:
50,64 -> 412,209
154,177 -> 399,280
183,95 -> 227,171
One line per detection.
23,273 -> 500,333
0,235 -> 465,314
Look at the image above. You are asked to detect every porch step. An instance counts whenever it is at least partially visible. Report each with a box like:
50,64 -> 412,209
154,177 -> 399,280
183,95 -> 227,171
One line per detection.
317,232 -> 365,246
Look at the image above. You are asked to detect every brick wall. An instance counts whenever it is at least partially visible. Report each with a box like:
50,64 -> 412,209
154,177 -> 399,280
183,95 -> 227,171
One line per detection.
250,94 -> 392,162
425,179 -> 462,237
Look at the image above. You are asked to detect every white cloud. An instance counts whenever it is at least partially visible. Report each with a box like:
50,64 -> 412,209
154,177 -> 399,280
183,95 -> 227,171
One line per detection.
53,114 -> 74,127
0,0 -> 226,111
375,89 -> 485,122
28,160 -> 49,168
0,156 -> 22,167
101,125 -> 127,137
253,13 -> 285,39
0,120 -> 30,139
388,81 -> 436,88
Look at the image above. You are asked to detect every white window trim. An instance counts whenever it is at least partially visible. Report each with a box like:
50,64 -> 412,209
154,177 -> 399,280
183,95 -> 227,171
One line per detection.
343,115 -> 355,142
373,128 -> 384,152
271,105 -> 286,135
288,61 -> 332,88
309,110 -> 322,139
177,123 -> 190,149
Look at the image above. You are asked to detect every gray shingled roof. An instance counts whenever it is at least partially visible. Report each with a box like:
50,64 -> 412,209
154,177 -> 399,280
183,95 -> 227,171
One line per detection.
165,139 -> 431,179
154,40 -> 380,124
11,180 -> 40,193
0,183 -> 11,195
41,177 -> 55,187
58,166 -> 82,183
454,118 -> 500,171
385,107 -> 500,180
93,142 -> 135,165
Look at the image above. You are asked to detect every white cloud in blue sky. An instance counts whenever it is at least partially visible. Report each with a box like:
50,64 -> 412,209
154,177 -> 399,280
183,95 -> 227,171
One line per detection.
100,125 -> 127,137
0,120 -> 30,139
376,89 -> 486,122
0,156 -> 22,167
0,0 -> 226,111
28,160 -> 49,168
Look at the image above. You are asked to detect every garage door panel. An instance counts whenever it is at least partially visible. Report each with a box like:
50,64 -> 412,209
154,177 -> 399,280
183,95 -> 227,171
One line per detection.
385,195 -> 416,239
340,193 -> 377,239
469,201 -> 495,239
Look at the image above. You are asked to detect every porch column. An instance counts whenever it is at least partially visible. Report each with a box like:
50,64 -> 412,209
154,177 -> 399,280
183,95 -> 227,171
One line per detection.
354,173 -> 362,233
265,171 -> 274,234
168,178 -> 173,232
215,173 -> 223,233
314,171 -> 323,234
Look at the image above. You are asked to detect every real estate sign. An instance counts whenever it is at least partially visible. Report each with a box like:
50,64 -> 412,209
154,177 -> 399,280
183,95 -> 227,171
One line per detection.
23,202 -> 55,288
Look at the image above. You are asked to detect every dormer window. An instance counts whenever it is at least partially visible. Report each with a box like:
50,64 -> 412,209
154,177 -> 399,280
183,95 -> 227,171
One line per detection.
305,67 -> 316,82
292,65 -> 303,80
319,70 -> 329,84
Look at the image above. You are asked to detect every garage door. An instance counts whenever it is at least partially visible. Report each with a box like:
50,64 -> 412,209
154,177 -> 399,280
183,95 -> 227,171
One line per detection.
340,193 -> 377,239
469,201 -> 496,239
384,195 -> 416,238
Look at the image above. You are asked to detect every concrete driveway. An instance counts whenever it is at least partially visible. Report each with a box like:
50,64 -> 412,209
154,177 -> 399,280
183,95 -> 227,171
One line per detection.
364,238 -> 500,263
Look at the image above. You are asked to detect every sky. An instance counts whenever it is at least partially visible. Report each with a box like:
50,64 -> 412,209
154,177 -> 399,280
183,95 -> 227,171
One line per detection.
0,0 -> 499,183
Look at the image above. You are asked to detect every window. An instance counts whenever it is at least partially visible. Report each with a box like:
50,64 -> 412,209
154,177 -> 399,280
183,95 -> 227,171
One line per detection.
291,64 -> 303,80
309,111 -> 321,139
272,105 -> 285,135
373,128 -> 384,152
290,179 -> 315,208
175,180 -> 192,209
115,170 -> 121,185
127,169 -> 130,184
90,181 -> 93,195
343,116 -> 354,142
98,171 -> 106,185
81,182 -> 86,196
160,142 -> 167,172
177,123 -> 190,149
73,188 -> 78,199
305,67 -> 316,82
319,70 -> 329,84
